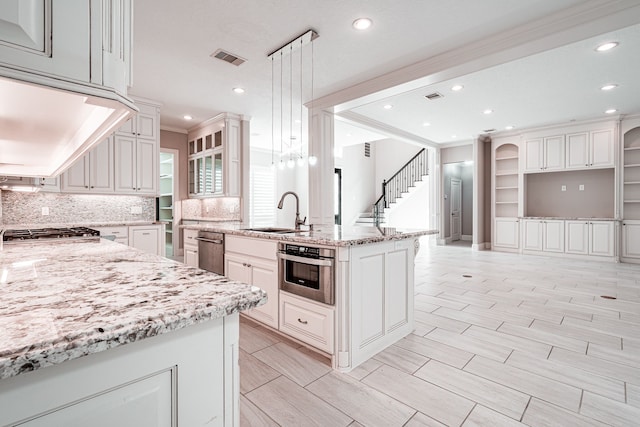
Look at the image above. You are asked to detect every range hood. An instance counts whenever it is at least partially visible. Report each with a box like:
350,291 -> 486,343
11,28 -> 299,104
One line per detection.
0,74 -> 136,178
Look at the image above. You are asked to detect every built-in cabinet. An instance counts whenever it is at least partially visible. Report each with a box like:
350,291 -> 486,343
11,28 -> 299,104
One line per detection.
225,236 -> 279,329
565,220 -> 615,257
94,225 -> 129,245
61,137 -> 114,193
188,114 -> 242,198
493,218 -> 520,250
524,135 -> 565,172
565,129 -> 615,169
523,219 -> 564,253
621,125 -> 640,262
492,140 -> 521,252
279,292 -> 334,354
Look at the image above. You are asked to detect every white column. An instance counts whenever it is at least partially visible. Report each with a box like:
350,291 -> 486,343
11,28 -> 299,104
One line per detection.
240,118 -> 251,222
308,108 -> 335,225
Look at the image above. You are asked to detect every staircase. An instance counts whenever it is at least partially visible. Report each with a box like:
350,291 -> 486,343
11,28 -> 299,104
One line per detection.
357,148 -> 428,226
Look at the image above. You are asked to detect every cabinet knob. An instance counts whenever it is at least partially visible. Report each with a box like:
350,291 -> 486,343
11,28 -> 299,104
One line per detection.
585,164 -> 589,166
85,186 -> 89,188
137,188 -> 141,190
90,186 -> 94,188
297,318 -> 308,325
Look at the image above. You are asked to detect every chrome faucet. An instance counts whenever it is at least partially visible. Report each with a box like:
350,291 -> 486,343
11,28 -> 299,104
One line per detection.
277,191 -> 306,230
0,228 -> 5,251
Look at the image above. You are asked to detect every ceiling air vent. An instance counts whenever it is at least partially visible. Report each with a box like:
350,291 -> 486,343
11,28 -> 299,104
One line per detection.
364,142 -> 371,157
483,128 -> 496,133
424,92 -> 443,100
210,49 -> 246,66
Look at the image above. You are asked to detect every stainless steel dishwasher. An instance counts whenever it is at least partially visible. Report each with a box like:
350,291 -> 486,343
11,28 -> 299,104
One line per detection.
196,231 -> 224,275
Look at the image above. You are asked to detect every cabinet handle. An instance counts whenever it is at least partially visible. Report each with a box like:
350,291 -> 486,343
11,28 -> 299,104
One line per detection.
90,186 -> 94,188
246,264 -> 251,268
137,188 -> 141,190
142,232 -> 150,236
297,318 -> 308,325
85,186 -> 89,188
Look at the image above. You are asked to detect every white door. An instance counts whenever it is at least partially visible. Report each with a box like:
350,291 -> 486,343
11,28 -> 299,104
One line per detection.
450,178 -> 461,241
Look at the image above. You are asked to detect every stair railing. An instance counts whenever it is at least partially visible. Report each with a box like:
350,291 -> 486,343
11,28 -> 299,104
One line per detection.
373,148 -> 428,225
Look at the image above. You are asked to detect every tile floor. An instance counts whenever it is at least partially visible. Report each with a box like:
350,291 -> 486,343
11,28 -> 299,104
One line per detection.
239,237 -> 640,426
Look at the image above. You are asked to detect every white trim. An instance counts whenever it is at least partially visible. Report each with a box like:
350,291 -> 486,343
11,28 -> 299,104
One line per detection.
461,234 -> 472,241
160,125 -> 188,134
472,243 -> 487,251
160,148 -> 180,257
336,111 -> 438,148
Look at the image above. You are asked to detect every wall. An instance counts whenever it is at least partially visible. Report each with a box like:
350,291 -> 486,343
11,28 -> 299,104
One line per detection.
180,198 -> 241,220
160,130 -> 188,201
441,144 -> 473,164
275,160 -> 309,228
374,139 -> 423,196
525,168 -> 614,218
460,163 -> 473,237
386,176 -> 430,229
336,143 -> 375,225
1,192 -> 155,226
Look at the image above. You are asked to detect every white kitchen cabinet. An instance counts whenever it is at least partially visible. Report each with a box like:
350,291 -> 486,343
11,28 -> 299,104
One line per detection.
279,292 -> 334,354
129,225 -> 163,256
114,135 -> 158,195
37,177 -> 60,192
117,102 -> 159,141
183,229 -> 200,268
622,221 -> 640,260
225,236 -> 278,328
1,314 -> 239,427
94,226 -> 129,245
566,130 -> 614,170
524,135 -> 565,173
61,137 -> 114,193
523,219 -> 564,253
187,113 -> 242,198
0,0 -> 131,95
565,220 -> 614,257
493,218 -> 520,251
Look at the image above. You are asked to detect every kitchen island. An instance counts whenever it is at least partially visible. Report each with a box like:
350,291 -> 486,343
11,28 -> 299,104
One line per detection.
182,223 -> 437,371
0,238 -> 266,426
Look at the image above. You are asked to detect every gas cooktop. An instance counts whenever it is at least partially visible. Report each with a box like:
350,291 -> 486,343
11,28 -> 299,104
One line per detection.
3,227 -> 100,242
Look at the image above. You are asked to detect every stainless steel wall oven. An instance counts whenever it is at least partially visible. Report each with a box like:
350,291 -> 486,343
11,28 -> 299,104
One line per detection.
278,243 -> 334,305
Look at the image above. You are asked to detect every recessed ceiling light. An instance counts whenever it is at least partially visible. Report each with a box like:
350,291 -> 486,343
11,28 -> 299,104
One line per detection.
183,115 -> 193,120
346,133 -> 352,137
422,122 -> 431,127
600,84 -> 618,91
233,87 -> 245,94
596,42 -> 618,52
383,104 -> 393,110
483,109 -> 493,115
505,125 -> 514,130
605,108 -> 618,114
451,84 -> 464,91
451,135 -> 457,139
352,18 -> 372,30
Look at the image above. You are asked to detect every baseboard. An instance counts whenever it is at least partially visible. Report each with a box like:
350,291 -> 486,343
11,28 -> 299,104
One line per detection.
436,238 -> 448,246
461,235 -> 472,241
472,243 -> 487,251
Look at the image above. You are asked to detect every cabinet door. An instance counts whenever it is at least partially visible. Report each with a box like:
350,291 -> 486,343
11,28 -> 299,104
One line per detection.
117,117 -> 136,136
114,135 -> 137,193
565,221 -> 589,255
622,222 -> 640,259
591,129 -> 615,168
543,220 -> 565,253
494,219 -> 519,249
100,0 -> 132,94
137,111 -> 157,140
590,221 -> 614,257
249,258 -> 279,329
565,132 -> 589,169
523,220 -> 543,251
90,137 -> 114,192
62,156 -> 90,192
225,119 -> 241,197
130,227 -> 161,255
544,135 -> 565,171
184,246 -> 199,268
524,139 -> 543,172
137,139 -> 157,194
225,253 -> 251,284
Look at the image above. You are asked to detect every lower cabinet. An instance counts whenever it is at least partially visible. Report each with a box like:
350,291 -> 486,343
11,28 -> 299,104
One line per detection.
94,226 -> 129,245
279,291 -> 334,354
523,219 -> 564,253
129,225 -> 162,256
494,218 -> 520,250
225,236 -> 279,329
183,229 -> 199,268
565,220 -> 615,257
622,221 -> 640,260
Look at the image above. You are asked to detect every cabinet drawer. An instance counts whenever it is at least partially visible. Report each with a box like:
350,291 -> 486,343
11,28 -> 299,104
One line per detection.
279,292 -> 334,353
226,235 -> 277,260
95,226 -> 129,240
183,229 -> 199,247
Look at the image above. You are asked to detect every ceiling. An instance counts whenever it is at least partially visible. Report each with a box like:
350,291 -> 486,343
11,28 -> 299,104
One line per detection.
130,0 -> 640,150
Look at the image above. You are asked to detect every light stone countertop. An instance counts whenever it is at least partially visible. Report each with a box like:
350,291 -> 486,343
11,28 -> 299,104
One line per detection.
520,217 -> 619,221
2,221 -> 164,229
0,239 -> 266,380
181,223 -> 437,247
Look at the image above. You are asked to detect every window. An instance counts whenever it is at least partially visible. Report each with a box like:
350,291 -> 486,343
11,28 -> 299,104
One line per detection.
250,165 -> 276,226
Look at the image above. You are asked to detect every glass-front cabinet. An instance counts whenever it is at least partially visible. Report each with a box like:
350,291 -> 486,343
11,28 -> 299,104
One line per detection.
187,113 -> 241,198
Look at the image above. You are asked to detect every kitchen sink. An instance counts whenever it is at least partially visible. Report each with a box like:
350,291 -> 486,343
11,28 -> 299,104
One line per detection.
242,227 -> 298,234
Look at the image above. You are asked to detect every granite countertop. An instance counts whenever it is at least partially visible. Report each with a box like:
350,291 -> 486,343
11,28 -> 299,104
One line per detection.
181,223 -> 437,246
0,239 -> 266,380
2,221 -> 165,229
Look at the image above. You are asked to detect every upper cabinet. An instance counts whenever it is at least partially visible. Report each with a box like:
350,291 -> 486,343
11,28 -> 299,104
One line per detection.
566,129 -> 614,170
523,124 -> 616,174
61,137 -> 114,193
0,0 -> 132,94
524,135 -> 565,173
187,114 -> 242,198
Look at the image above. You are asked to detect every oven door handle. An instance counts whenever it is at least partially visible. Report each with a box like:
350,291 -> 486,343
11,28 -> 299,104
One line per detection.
195,237 -> 224,244
278,252 -> 333,267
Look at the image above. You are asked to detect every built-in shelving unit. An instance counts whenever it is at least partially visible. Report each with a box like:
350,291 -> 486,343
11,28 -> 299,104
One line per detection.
494,147 -> 519,218
159,153 -> 174,256
623,145 -> 640,219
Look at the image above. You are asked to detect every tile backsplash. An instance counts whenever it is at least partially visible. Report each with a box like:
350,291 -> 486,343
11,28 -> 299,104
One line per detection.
181,197 -> 241,220
1,191 -> 155,226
